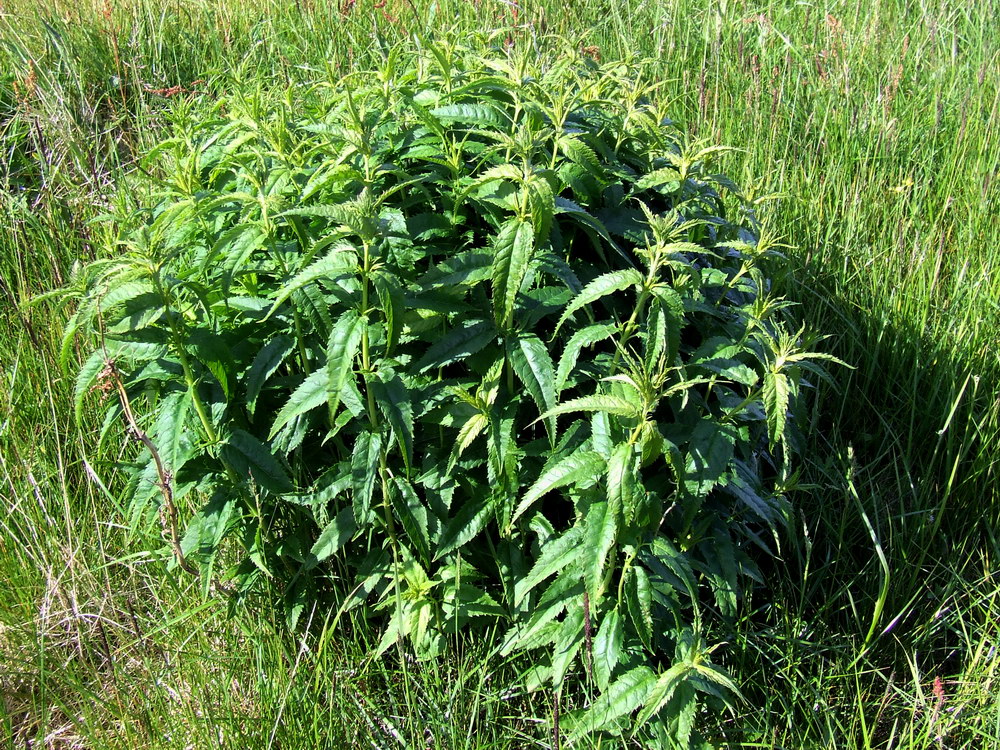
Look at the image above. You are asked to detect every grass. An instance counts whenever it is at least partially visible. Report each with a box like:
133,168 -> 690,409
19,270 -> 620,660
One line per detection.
1,0 -> 999,747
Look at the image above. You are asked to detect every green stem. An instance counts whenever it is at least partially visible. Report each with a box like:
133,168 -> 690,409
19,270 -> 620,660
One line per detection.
153,272 -> 219,443
276,218 -> 314,375
360,241 -> 377,424
358,240 -> 407,700
359,240 -> 399,552
609,287 -> 651,375
176,342 -> 219,444
292,312 -> 311,376
616,548 -> 638,604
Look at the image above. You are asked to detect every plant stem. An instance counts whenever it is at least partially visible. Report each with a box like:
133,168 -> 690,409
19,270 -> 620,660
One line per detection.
609,287 -> 650,375
153,272 -> 219,444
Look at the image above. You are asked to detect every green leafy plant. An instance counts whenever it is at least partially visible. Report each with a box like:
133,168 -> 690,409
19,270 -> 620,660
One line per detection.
56,38 -> 839,746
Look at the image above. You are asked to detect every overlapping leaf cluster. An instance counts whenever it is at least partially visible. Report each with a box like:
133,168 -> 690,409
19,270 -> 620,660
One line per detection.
60,40 -> 835,746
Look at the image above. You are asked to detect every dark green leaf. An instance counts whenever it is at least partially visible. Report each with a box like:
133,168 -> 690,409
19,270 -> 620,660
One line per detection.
762,370 -> 790,449
430,103 -> 508,129
551,601 -> 584,688
154,390 -> 193,475
514,524 -> 585,606
371,373 -> 414,470
267,240 -> 357,315
513,451 -> 605,524
435,495 -> 495,560
351,431 -> 382,526
415,320 -> 496,372
326,309 -> 364,418
309,506 -> 358,565
593,607 -> 624,692
269,369 -> 326,440
583,499 -> 617,604
187,329 -> 235,398
393,477 -> 430,564
246,335 -> 295,414
555,323 -> 617,393
607,441 -> 640,525
491,218 -> 535,329
626,565 -> 653,650
222,429 -> 293,494
555,269 -> 643,334
372,271 -> 405,354
536,394 -> 643,423
684,420 -> 738,498
508,332 -> 556,437
566,666 -> 656,741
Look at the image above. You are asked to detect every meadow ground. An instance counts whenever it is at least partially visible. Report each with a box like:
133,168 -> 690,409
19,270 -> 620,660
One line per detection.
1,0 -> 998,747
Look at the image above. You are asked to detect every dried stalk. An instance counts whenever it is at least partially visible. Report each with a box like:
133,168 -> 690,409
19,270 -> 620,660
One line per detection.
99,357 -> 199,577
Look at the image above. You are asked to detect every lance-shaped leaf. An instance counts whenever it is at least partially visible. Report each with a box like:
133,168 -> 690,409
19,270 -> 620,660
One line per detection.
535,394 -> 643,424
393,477 -> 431,565
180,489 -> 235,561
308,506 -> 358,567
649,284 -> 685,364
708,526 -> 740,617
326,310 -> 364,418
370,373 -> 413,470
558,135 -> 602,176
434,494 -> 496,560
684,420 -> 738,498
625,565 -> 653,650
512,451 -> 605,525
634,167 -> 682,192
583,497 -> 618,604
280,202 -> 373,240
550,602 -> 584,688
154,390 -> 193,475
266,240 -> 357,316
514,525 -> 585,606
74,349 -> 111,425
187,329 -> 235,398
453,412 -> 488,460
105,293 -> 164,335
508,332 -> 556,437
372,271 -> 404,354
430,102 -> 508,128
635,662 -> 692,726
351,430 -> 382,526
245,334 -> 295,415
269,368 -> 326,440
222,429 -> 292,494
555,323 -> 617,393
456,163 -> 523,207
607,441 -> 640,524
417,251 -> 493,289
217,224 -> 265,294
491,218 -> 534,329
524,173 -> 554,239
554,196 -> 617,249
555,269 -> 644,334
503,573 -> 582,655
565,666 -> 656,741
592,607 -> 624,692
416,319 -> 496,372
762,369 -> 790,449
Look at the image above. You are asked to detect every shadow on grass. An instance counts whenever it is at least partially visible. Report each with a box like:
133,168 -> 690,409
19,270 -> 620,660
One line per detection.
714,257 -> 1000,747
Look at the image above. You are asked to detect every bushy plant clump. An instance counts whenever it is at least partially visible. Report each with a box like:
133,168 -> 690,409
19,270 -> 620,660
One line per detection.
59,39 -> 835,746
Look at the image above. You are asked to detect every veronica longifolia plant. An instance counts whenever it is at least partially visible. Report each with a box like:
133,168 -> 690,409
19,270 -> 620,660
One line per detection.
59,39 -> 840,747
